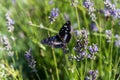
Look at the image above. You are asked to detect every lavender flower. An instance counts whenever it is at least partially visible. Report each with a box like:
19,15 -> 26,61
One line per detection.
73,29 -> 89,60
103,8 -> 111,17
5,12 -> 15,32
104,0 -> 115,16
1,35 -> 14,56
90,22 -> 98,32
87,54 -> 96,60
71,29 -> 98,61
87,44 -> 98,59
74,29 -> 89,52
104,0 -> 120,19
85,70 -> 98,80
88,44 -> 98,54
74,51 -> 87,61
104,0 -> 115,10
25,49 -> 37,72
48,8 -> 59,24
74,39 -> 88,53
74,29 -> 89,37
83,0 -> 96,21
2,36 -> 12,51
109,9 -> 118,19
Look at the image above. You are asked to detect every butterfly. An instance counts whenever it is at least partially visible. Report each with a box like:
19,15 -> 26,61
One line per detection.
41,20 -> 71,49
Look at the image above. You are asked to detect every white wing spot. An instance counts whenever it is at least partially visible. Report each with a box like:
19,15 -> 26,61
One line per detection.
64,25 -> 67,27
53,42 -> 62,45
64,34 -> 68,41
65,31 -> 68,33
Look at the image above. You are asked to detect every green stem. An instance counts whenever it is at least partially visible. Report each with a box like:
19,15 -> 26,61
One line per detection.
75,7 -> 80,29
96,20 -> 102,75
52,48 -> 59,80
109,25 -> 114,80
30,23 -> 58,33
35,72 -> 41,80
76,66 -> 81,80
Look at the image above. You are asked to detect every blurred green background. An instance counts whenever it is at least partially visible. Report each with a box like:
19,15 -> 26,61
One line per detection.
0,0 -> 120,80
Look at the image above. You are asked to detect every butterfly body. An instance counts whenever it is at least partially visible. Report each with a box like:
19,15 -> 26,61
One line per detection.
41,21 -> 71,48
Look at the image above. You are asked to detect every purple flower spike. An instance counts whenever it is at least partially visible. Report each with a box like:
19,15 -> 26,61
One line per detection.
89,44 -> 98,54
51,8 -> 59,17
104,0 -> 120,19
25,49 -> 37,72
48,8 -> 59,24
85,70 -> 98,80
83,0 -> 96,21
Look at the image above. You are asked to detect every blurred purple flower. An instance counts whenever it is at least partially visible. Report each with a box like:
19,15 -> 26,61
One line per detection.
49,0 -> 54,5
87,44 -> 98,59
89,70 -> 98,80
103,8 -> 111,17
69,51 -> 87,61
74,29 -> 89,51
1,36 -> 14,56
87,54 -> 96,60
104,0 -> 120,19
72,29 -> 98,61
85,70 -> 98,80
48,8 -> 59,24
73,29 -> 89,61
74,51 -> 87,61
83,0 -> 93,9
5,12 -> 15,32
2,36 -> 12,51
90,22 -> 98,32
74,29 -> 89,37
88,44 -> 98,54
104,0 -> 115,10
112,9 -> 120,19
51,8 -> 59,17
83,0 -> 96,21
25,49 -> 37,72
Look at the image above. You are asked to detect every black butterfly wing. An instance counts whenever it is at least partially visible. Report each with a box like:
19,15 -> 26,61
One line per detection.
41,35 -> 65,48
58,20 -> 71,43
41,20 -> 71,48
